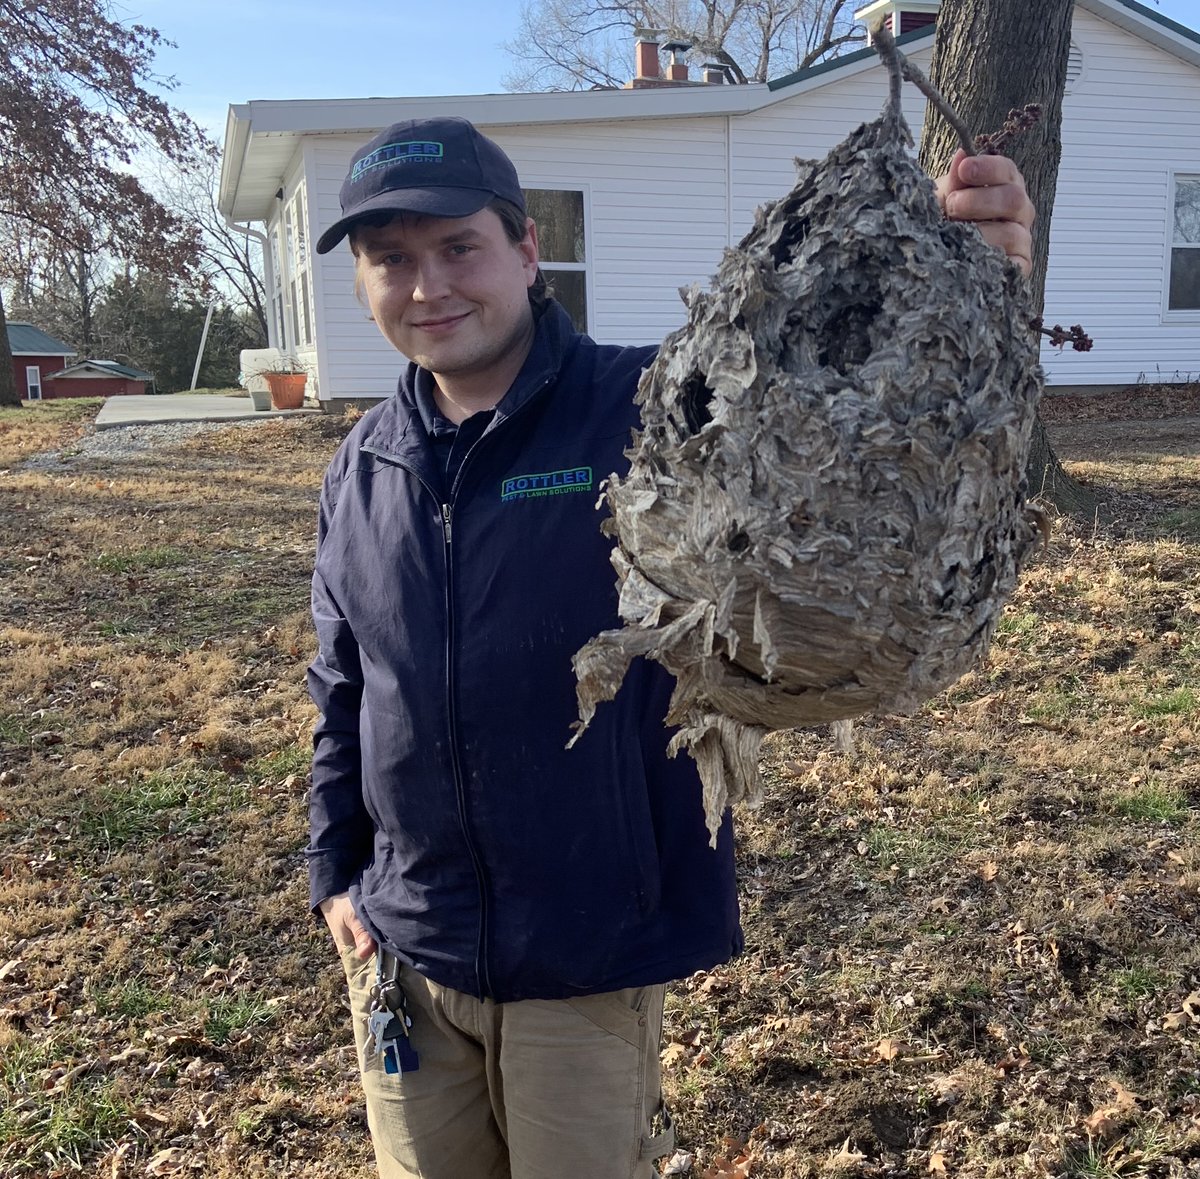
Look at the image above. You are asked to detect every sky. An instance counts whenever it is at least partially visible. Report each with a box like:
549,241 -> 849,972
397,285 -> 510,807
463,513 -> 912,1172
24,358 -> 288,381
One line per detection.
138,0 -> 1200,141
142,0 -> 530,137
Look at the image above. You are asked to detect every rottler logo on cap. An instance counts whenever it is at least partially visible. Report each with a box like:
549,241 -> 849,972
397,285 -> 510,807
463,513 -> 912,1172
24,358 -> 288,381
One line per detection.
351,141 -> 445,183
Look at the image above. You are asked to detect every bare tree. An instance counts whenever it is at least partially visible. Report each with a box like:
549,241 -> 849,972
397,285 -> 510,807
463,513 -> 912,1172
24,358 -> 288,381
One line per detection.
0,0 -> 205,407
503,0 -> 864,91
154,156 -> 270,341
918,0 -> 1095,516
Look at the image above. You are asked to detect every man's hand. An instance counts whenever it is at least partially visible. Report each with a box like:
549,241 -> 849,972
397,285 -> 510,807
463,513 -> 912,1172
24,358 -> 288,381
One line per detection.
319,892 -> 377,960
936,149 -> 1036,278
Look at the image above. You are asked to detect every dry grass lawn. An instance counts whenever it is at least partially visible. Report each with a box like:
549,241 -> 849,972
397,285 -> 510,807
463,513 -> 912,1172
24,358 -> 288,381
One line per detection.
0,392 -> 1197,1178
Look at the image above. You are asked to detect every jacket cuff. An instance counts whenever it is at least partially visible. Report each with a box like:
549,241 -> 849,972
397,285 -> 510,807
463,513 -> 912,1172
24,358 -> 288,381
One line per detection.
306,850 -> 360,913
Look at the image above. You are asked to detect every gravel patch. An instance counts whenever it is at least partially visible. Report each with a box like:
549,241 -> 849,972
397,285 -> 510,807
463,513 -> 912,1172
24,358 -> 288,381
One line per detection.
20,418 -> 275,470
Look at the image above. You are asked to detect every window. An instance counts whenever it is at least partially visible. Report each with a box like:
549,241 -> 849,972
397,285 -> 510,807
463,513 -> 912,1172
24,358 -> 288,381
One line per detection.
1169,174 -> 1200,312
25,366 -> 42,400
268,225 -> 286,347
525,189 -> 587,332
284,188 -> 316,347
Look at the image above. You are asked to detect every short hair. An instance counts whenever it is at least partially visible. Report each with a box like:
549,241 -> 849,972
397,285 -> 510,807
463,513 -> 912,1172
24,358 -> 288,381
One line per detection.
348,201 -> 551,314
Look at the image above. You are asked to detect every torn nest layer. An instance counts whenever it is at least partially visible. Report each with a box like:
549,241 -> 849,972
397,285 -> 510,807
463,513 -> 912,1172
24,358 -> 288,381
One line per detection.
571,91 -> 1045,842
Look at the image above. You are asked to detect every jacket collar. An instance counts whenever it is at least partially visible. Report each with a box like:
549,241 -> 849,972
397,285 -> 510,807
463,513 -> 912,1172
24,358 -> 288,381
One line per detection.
360,300 -> 578,474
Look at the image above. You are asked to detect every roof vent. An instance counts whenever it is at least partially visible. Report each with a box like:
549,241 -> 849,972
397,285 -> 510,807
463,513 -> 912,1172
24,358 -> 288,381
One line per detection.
1065,41 -> 1084,93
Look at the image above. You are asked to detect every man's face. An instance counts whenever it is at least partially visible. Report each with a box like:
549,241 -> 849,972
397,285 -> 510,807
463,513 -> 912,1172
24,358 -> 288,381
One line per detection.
352,208 -> 540,384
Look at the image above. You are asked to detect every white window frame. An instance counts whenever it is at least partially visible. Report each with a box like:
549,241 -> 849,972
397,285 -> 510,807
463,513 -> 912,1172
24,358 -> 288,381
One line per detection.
25,365 -> 42,400
523,183 -> 592,336
284,187 -> 316,349
268,223 -> 287,349
1164,170 -> 1200,322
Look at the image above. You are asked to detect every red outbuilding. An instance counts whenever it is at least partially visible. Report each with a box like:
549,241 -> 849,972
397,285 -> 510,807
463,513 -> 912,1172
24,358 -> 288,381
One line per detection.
8,322 -> 77,399
43,359 -> 156,398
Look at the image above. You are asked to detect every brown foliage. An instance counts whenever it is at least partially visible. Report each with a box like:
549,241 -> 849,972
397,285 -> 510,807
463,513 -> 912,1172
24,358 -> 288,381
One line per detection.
0,0 -> 208,406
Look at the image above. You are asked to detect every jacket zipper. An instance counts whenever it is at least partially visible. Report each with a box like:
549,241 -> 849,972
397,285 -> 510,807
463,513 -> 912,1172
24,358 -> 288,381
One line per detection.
442,380 -> 554,998
438,495 -> 495,997
362,377 -> 552,998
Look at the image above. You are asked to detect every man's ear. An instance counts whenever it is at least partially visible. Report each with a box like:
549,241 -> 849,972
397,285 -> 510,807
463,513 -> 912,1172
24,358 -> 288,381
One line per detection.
520,217 -> 540,286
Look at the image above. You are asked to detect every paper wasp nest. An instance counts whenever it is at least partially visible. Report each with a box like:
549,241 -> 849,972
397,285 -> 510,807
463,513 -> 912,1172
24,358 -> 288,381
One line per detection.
572,79 -> 1044,840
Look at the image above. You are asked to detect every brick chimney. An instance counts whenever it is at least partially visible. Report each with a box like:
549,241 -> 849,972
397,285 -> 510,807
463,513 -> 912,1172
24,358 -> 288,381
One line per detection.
634,28 -> 661,82
627,29 -> 698,88
662,40 -> 691,82
702,62 -> 727,84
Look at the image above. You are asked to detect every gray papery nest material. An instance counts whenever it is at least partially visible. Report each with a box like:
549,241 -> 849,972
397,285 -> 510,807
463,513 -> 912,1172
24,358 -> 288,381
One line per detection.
571,30 -> 1044,842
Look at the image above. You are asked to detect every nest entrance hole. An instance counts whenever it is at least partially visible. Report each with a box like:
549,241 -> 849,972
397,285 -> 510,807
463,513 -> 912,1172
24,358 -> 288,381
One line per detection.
817,297 -> 883,375
679,371 -> 715,436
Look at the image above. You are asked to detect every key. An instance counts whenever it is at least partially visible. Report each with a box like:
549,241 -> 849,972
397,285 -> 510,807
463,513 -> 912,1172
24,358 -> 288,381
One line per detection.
367,1007 -> 398,1056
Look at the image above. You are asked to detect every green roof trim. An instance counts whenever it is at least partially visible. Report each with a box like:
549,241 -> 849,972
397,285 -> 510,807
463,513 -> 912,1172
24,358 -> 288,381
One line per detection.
51,360 -> 154,381
767,1 -> 1200,94
93,361 -> 154,381
1113,0 -> 1200,47
768,24 -> 935,92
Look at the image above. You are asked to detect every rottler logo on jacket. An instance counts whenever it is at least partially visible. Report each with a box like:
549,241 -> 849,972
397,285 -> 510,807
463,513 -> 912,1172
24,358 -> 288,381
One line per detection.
501,466 -> 593,502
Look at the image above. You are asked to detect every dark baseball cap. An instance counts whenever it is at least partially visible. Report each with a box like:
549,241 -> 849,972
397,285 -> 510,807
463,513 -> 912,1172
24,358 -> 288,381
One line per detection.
315,117 -> 526,254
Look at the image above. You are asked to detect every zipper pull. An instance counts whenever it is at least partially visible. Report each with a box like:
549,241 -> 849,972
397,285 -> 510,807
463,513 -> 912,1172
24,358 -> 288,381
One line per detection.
441,503 -> 452,545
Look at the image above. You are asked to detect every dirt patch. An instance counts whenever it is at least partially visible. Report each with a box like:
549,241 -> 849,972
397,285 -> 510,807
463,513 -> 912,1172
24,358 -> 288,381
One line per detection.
1,399 -> 1199,1178
1042,383 -> 1200,469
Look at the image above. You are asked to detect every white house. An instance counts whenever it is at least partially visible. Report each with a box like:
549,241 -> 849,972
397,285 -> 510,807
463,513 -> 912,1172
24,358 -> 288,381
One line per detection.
217,0 -> 1200,407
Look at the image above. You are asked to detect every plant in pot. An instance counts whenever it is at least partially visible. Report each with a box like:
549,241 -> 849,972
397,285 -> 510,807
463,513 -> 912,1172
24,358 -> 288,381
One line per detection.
261,357 -> 309,410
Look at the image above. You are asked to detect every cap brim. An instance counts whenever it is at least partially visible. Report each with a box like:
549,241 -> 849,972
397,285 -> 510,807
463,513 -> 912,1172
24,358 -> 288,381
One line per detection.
315,187 -> 497,254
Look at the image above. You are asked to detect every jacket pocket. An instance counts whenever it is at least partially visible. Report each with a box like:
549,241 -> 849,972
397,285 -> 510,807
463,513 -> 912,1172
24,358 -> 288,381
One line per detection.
617,750 -> 663,916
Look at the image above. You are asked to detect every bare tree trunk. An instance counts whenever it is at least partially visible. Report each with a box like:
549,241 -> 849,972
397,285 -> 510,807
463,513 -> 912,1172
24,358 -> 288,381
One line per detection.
0,288 -> 19,408
918,0 -> 1097,517
71,246 -> 96,357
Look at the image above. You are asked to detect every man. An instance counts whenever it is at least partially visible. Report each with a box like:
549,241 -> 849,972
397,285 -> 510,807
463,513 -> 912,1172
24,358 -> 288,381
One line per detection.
308,116 -> 1035,1179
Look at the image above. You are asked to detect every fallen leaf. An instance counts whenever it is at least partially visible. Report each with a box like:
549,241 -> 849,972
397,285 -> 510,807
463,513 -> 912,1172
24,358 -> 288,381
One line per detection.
929,1073 -> 965,1106
929,1150 -> 948,1174
979,860 -> 999,882
145,1148 -> 190,1175
875,1037 -> 903,1062
47,1060 -> 92,1094
825,1138 -> 867,1171
1082,1080 -> 1139,1139
662,1042 -> 690,1067
1082,1106 -> 1121,1139
1110,1079 -> 1139,1110
663,1152 -> 695,1176
702,1137 -> 754,1178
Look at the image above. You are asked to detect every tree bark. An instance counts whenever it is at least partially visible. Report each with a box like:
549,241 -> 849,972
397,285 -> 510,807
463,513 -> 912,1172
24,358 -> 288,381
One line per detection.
917,0 -> 1097,517
0,288 -> 19,408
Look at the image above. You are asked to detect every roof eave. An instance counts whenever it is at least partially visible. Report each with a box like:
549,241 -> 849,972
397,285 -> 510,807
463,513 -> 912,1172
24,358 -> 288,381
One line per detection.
217,104 -> 253,220
1079,0 -> 1200,68
220,83 -> 777,222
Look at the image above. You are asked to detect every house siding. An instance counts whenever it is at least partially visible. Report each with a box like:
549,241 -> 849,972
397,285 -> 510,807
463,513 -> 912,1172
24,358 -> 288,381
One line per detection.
1041,6 -> 1200,386
730,56 -> 930,239
312,118 -> 733,400
9,356 -> 66,399
300,3 -> 1200,400
45,376 -> 146,398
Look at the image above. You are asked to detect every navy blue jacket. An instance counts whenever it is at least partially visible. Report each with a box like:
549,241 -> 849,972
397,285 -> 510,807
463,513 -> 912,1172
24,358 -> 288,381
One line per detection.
307,302 -> 742,1003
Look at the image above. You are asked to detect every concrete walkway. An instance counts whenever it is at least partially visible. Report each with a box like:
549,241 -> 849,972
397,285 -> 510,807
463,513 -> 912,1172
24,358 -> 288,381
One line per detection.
94,393 -> 319,431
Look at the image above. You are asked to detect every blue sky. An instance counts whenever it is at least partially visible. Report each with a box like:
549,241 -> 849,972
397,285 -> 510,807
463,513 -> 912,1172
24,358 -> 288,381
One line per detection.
138,0 -> 1200,139
142,0 -> 526,136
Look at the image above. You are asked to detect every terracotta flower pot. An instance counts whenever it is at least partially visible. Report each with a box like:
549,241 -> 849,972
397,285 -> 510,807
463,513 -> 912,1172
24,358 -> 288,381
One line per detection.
264,372 -> 307,410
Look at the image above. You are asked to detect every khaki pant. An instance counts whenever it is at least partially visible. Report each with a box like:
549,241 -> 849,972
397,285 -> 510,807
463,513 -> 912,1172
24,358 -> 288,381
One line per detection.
341,947 -> 674,1179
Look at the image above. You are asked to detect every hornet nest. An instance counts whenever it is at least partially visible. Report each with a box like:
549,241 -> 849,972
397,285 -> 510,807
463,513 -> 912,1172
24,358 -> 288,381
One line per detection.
571,28 -> 1045,840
